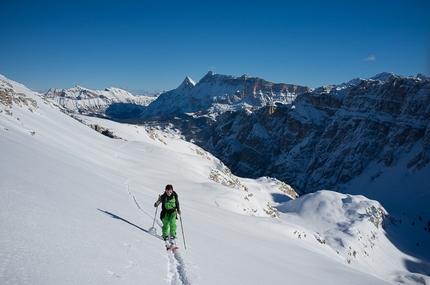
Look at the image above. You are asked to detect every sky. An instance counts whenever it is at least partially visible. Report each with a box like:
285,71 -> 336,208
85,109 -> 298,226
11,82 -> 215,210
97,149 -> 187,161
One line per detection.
1,0 -> 429,93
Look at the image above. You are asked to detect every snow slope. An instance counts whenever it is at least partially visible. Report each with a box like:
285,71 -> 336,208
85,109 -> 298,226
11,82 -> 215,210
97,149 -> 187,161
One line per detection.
1,74 -> 429,284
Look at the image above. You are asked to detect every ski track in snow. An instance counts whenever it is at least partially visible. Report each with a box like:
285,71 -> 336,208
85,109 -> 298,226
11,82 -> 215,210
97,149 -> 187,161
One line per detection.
116,142 -> 163,227
116,142 -> 193,284
167,250 -> 191,285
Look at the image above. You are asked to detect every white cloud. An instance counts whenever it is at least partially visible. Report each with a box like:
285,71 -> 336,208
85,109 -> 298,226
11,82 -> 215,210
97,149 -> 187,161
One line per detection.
365,54 -> 376,61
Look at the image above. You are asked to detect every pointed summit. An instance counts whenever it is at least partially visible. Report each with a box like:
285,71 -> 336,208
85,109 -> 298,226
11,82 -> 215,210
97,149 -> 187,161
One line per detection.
184,76 -> 196,86
177,76 -> 196,91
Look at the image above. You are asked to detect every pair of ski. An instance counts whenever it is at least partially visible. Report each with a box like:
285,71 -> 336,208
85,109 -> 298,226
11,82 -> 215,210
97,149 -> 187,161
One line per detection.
165,237 -> 179,253
148,227 -> 179,252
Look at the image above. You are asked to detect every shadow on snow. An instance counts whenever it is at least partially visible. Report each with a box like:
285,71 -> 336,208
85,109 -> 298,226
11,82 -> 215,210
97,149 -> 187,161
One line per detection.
97,208 -> 163,240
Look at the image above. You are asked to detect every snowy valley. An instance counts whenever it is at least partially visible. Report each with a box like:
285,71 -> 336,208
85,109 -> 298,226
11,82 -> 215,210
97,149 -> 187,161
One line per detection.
1,74 -> 430,284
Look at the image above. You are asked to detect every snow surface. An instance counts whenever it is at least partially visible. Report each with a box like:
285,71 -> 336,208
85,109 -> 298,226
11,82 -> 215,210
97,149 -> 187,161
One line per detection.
1,75 -> 429,285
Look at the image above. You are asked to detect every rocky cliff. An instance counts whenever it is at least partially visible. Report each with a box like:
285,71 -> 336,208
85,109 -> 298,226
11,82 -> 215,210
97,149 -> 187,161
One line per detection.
206,73 -> 430,194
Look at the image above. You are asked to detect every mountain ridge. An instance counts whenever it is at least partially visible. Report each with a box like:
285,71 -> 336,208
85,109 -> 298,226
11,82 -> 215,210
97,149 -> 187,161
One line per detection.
139,71 -> 312,117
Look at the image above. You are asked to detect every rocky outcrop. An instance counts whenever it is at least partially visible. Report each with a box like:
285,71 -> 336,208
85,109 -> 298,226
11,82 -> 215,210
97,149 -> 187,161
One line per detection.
0,78 -> 39,112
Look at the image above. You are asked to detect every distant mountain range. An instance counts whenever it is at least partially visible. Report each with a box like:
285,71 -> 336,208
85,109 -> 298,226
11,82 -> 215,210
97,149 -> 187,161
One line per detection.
44,85 -> 157,118
41,71 -> 430,212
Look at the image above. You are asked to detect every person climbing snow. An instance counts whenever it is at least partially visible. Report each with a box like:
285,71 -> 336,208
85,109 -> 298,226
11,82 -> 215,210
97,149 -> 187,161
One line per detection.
154,184 -> 181,243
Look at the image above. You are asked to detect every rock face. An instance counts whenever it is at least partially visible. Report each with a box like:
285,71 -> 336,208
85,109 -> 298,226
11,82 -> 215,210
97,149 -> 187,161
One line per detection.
206,73 -> 430,194
1,77 -> 39,112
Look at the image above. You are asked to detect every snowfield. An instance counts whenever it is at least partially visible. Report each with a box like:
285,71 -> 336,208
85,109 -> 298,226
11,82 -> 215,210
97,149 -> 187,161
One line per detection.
1,74 -> 429,284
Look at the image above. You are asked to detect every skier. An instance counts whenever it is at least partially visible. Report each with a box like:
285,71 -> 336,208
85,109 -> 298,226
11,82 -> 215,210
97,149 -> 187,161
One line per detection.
154,184 -> 181,243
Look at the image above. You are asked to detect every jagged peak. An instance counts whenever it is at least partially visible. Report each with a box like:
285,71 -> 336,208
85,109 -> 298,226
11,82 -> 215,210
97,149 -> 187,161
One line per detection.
199,71 -> 239,85
177,76 -> 196,91
370,72 -> 398,82
183,76 -> 196,86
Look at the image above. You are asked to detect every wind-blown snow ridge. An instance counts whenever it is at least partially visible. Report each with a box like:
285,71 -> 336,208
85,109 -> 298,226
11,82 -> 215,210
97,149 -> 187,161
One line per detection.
1,74 -> 429,285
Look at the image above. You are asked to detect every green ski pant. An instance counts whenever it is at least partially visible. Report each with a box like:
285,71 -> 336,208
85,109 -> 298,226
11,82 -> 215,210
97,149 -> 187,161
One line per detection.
162,211 -> 177,238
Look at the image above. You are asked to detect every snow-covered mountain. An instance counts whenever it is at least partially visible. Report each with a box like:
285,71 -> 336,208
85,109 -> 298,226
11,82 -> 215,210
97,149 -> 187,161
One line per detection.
2,74 -> 430,284
211,73 -> 430,220
133,72 -> 429,219
140,71 -> 311,117
45,72 -> 311,119
207,73 -> 430,197
45,85 -> 156,118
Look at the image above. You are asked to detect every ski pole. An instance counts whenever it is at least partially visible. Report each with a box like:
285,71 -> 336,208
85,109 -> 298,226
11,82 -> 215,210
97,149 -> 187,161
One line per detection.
152,206 -> 158,228
179,215 -> 187,249
149,195 -> 160,234
152,194 -> 161,228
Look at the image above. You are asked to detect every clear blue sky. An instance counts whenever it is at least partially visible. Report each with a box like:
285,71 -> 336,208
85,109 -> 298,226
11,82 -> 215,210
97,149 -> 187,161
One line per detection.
1,0 -> 429,93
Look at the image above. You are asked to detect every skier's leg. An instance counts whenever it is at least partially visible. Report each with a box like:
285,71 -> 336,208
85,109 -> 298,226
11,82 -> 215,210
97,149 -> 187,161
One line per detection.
169,213 -> 177,238
162,215 -> 170,239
